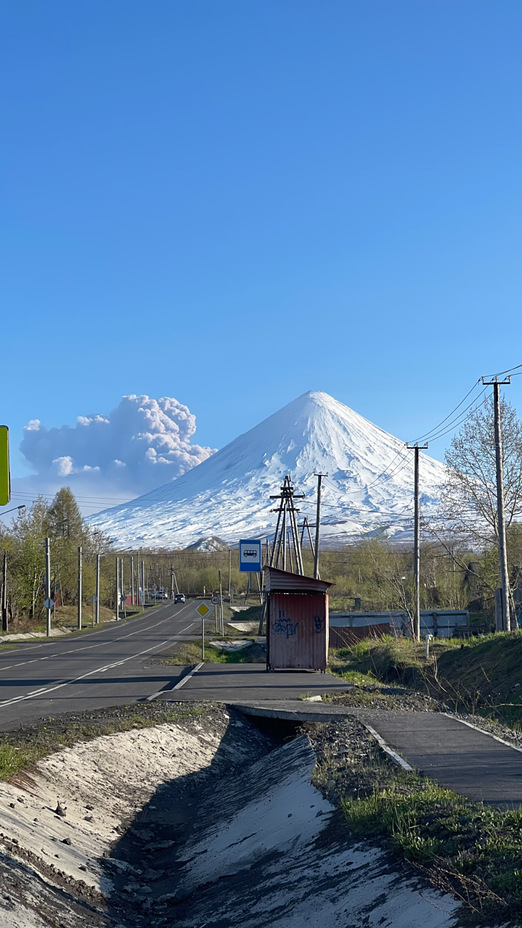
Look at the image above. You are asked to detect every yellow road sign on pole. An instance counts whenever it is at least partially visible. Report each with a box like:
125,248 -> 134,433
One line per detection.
195,602 -> 211,618
0,427 -> 10,506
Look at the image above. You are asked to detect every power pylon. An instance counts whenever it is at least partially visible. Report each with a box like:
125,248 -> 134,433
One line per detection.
270,475 -> 305,574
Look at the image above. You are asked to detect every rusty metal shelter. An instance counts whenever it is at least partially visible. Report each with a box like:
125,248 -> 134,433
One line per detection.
264,566 -> 332,671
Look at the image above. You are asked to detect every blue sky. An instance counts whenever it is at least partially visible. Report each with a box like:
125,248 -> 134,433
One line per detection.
3,1 -> 522,509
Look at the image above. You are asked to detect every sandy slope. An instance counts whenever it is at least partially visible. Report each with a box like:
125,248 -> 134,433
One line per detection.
0,707 -> 459,928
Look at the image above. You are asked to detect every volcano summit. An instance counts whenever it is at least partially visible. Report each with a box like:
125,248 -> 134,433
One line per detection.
89,391 -> 446,548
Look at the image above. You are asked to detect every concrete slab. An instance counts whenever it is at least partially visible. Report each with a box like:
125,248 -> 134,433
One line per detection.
160,662 -> 351,703
351,709 -> 522,809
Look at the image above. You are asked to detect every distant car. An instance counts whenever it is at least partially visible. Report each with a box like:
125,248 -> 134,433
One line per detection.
153,591 -> 168,600
175,593 -> 186,603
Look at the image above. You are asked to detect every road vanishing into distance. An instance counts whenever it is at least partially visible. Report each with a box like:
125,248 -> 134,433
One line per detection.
0,602 -> 197,730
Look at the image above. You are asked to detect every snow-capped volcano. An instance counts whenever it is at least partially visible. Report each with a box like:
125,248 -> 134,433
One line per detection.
89,391 -> 446,548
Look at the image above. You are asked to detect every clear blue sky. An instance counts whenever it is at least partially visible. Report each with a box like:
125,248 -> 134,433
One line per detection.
3,0 -> 522,490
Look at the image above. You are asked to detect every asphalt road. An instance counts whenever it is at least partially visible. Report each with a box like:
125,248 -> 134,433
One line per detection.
0,602 -> 197,730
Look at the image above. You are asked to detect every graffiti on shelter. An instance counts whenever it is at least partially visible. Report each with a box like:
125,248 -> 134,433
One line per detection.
273,609 -> 299,639
314,614 -> 325,633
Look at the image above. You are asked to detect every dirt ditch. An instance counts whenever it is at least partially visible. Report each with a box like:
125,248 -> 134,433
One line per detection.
0,704 -> 459,928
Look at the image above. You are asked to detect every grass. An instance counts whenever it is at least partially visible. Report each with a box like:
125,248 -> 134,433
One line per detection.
311,714 -> 522,924
342,778 -> 522,920
329,632 -> 522,728
0,702 -> 210,782
0,602 -> 148,639
159,635 -> 263,666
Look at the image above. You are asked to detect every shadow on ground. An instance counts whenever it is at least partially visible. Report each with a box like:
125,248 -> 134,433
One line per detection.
102,709 -> 285,927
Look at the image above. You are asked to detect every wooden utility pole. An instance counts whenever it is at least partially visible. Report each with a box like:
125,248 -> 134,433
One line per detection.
77,545 -> 83,630
482,377 -> 512,631
120,558 -> 126,618
313,473 -> 327,579
115,557 -> 120,621
45,537 -> 52,637
95,553 -> 100,625
2,551 -> 7,632
407,444 -> 428,641
228,548 -> 232,604
270,476 -> 305,574
218,569 -> 224,634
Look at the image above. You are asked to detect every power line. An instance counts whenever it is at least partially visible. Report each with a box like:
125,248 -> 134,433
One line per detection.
411,379 -> 483,443
483,362 -> 522,378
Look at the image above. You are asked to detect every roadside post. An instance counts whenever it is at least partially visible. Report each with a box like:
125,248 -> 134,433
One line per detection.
44,537 -> 53,638
95,554 -> 100,624
195,602 -> 211,660
218,570 -> 224,635
211,595 -> 219,631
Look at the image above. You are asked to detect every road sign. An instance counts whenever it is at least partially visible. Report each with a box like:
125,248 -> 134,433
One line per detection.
90,595 -> 97,603
239,539 -> 262,572
44,598 -> 55,609
211,595 -> 220,605
0,426 -> 10,506
195,602 -> 211,618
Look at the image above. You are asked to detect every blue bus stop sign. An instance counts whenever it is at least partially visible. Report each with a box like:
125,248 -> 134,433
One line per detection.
239,539 -> 262,572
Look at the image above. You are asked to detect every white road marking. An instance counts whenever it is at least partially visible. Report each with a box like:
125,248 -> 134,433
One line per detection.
172,661 -> 204,690
0,613 -> 185,671
0,628 -> 196,708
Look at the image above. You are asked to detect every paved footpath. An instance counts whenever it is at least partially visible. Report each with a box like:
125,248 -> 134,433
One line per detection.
350,709 -> 522,810
165,663 -> 522,810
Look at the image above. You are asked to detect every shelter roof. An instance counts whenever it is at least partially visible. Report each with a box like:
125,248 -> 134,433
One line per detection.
263,566 -> 332,594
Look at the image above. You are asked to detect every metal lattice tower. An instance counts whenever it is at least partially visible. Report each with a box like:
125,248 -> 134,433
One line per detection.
269,475 -> 305,575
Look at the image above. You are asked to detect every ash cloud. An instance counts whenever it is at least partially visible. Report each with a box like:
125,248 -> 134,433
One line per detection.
17,395 -> 216,509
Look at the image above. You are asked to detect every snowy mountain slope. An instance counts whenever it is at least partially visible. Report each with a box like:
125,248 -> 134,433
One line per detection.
88,391 -> 446,548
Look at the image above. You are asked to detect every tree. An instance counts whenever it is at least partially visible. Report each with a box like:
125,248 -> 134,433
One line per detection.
9,498 -> 50,621
46,487 -> 89,604
443,396 -> 522,546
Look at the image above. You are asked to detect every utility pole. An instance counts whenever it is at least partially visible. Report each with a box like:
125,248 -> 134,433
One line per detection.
482,377 -> 512,631
1,551 -> 7,632
120,558 -> 126,618
95,553 -> 100,625
45,537 -> 52,637
141,559 -> 145,606
270,476 -> 305,574
115,556 -> 120,621
313,473 -> 327,579
77,545 -> 83,630
130,556 -> 135,606
219,569 -> 224,634
228,548 -> 232,605
406,444 -> 428,641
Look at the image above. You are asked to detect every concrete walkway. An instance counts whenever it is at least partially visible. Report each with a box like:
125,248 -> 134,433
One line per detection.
167,662 -> 350,702
165,663 -> 522,809
350,709 -> 522,810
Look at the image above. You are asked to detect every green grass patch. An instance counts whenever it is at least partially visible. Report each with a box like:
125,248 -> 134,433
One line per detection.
159,637 -> 264,665
329,632 -> 522,729
312,715 -> 522,923
341,778 -> 522,919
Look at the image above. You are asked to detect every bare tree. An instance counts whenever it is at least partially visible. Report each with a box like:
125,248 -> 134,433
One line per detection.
443,396 -> 522,545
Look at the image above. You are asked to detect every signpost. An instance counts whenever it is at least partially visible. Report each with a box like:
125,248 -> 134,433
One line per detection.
239,539 -> 262,572
195,602 -> 211,659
